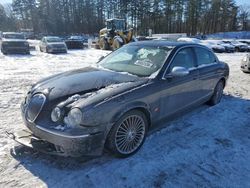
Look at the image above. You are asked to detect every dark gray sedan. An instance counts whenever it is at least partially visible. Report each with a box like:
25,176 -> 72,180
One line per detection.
10,41 -> 229,158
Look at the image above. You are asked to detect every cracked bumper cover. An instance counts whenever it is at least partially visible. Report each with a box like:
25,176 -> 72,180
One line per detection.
8,128 -> 105,157
9,106 -> 107,157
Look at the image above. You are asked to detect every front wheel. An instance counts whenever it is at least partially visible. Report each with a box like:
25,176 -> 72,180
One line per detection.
106,110 -> 148,158
1,48 -> 7,55
207,80 -> 224,106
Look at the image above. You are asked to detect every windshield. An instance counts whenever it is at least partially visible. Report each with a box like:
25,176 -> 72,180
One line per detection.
3,33 -> 25,39
46,37 -> 63,43
99,45 -> 172,77
69,36 -> 82,40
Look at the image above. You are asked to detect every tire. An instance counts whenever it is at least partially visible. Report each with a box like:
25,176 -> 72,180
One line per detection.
207,80 -> 224,106
39,46 -> 43,52
99,38 -> 109,50
1,48 -> 7,55
112,38 -> 123,50
106,110 -> 148,158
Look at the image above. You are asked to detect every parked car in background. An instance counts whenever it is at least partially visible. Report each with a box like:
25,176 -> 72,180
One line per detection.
10,41 -> 229,158
238,40 -> 250,52
200,40 -> 226,53
177,37 -> 226,53
241,53 -> 250,73
0,32 -> 30,55
39,36 -> 67,53
223,40 -> 248,52
65,36 -> 86,49
215,41 -> 235,53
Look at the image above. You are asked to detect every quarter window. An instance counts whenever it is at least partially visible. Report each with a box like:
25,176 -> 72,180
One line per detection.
195,47 -> 217,66
169,47 -> 195,71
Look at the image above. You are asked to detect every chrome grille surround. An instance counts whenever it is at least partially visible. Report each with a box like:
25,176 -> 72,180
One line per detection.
26,93 -> 46,123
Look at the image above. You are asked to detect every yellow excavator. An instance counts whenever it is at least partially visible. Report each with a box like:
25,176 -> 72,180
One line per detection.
98,18 -> 134,50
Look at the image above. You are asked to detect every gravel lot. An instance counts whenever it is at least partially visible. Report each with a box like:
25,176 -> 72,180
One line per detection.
0,49 -> 249,188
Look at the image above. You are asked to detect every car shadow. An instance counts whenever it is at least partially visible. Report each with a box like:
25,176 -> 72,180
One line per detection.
9,94 -> 250,187
2,53 -> 35,58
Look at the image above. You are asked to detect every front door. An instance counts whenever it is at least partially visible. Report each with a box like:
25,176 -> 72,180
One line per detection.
158,47 -> 201,119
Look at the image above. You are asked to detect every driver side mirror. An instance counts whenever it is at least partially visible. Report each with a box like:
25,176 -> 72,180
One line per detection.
164,66 -> 189,79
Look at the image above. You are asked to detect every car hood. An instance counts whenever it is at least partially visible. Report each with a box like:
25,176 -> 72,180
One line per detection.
31,67 -> 146,101
2,38 -> 26,42
220,43 -> 233,48
211,44 -> 224,49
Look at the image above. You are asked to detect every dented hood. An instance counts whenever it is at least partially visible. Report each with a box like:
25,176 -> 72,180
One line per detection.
31,67 -> 146,100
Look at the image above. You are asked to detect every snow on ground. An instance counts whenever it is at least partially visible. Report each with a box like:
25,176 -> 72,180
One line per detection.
0,49 -> 250,188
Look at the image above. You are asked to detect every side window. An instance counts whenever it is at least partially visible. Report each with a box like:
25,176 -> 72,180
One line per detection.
169,47 -> 195,71
195,47 -> 217,66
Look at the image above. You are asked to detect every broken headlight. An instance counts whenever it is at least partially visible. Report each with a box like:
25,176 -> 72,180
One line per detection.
64,108 -> 82,128
51,107 -> 62,122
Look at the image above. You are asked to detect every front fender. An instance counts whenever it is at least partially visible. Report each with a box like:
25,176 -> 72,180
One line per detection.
111,101 -> 152,125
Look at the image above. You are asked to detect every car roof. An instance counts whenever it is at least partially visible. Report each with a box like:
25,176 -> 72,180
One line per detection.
3,32 -> 23,35
44,36 -> 60,39
127,40 -> 207,49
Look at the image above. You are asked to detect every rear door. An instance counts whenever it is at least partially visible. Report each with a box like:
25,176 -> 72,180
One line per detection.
194,47 -> 221,98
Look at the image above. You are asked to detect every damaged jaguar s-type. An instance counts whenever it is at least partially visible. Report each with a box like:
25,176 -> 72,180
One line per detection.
10,41 -> 229,157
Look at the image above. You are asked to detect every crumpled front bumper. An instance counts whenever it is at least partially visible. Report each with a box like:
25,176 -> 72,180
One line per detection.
7,126 -> 105,157
7,129 -> 62,155
10,103 -> 106,157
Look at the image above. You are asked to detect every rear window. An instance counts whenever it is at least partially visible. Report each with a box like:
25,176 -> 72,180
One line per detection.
46,37 -> 63,43
195,47 -> 217,66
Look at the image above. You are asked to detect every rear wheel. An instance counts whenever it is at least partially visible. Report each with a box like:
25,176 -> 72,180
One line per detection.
106,110 -> 148,158
99,38 -> 109,50
207,80 -> 224,106
112,38 -> 123,50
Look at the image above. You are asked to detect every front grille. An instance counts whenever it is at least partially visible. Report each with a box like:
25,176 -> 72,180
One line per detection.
52,44 -> 65,48
7,42 -> 26,47
26,94 -> 46,122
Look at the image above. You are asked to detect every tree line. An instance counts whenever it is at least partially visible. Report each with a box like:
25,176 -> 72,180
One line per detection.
0,0 -> 249,36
